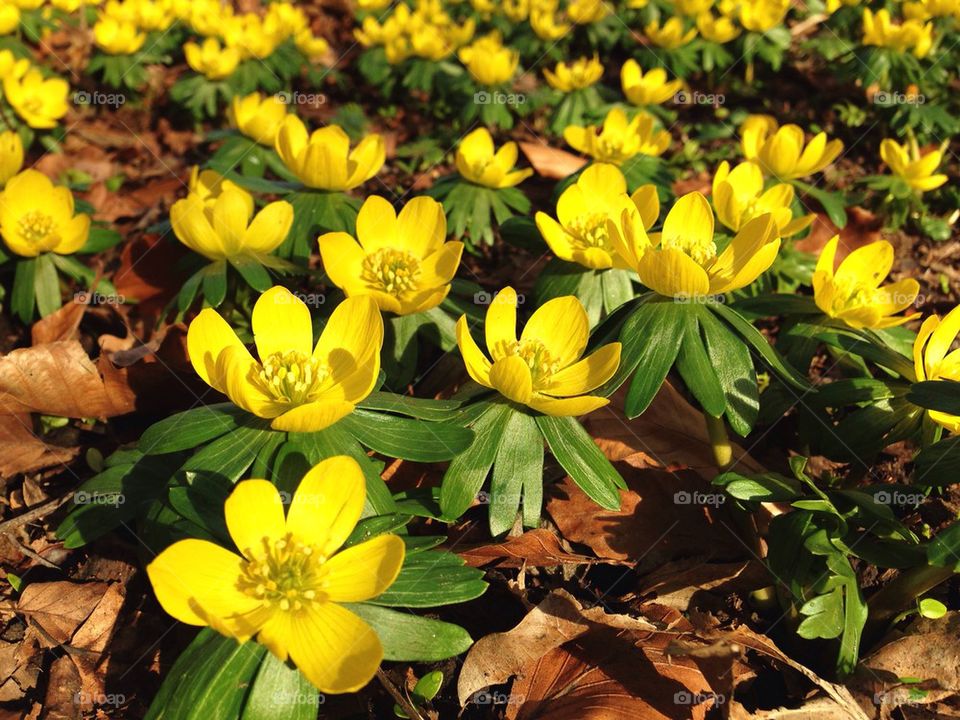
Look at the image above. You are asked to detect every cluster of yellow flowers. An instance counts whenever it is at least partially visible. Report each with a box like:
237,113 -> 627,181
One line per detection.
355,0 -> 476,65
0,49 -> 69,129
635,0 -> 791,50
862,7 -> 934,58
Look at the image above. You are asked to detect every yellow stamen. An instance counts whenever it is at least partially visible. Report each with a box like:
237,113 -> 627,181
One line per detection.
258,350 -> 329,404
238,533 -> 328,611
17,210 -> 59,252
362,248 -> 420,296
506,338 -> 560,386
568,212 -> 612,254
661,231 -> 717,265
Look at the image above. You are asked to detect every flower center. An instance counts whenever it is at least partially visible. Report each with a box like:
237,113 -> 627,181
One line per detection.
259,350 -> 329,404
362,248 -> 420,296
506,338 -> 560,385
238,533 -> 327,612
18,210 -> 59,251
661,231 -> 717,266
569,212 -> 612,253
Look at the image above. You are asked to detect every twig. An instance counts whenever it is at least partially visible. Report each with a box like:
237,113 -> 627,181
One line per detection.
376,668 -> 423,720
0,494 -> 73,536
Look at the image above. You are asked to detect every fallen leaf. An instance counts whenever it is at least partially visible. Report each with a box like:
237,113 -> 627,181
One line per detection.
42,655 -> 82,720
457,589 -> 657,706
794,207 -> 881,259
0,415 -> 78,480
507,625 -> 719,720
17,581 -> 110,647
30,301 -> 87,345
583,382 -> 764,481
518,142 -> 587,179
459,528 -> 611,568
546,467 -> 739,567
637,559 -> 768,611
0,341 -> 136,419
0,634 -> 41,703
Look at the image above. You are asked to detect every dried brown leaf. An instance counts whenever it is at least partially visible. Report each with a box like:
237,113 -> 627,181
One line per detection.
459,528 -> 610,568
518,142 -> 587,179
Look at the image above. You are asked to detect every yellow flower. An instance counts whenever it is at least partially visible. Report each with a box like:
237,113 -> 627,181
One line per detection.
712,161 -> 814,236
880,137 -> 948,193
93,16 -> 146,54
862,8 -> 934,58
296,30 -> 330,62
128,0 -> 175,31
228,92 -> 288,147
738,0 -> 789,31
0,2 -> 20,34
914,307 -> 960,433
611,192 -> 781,298
184,38 -> 241,80
187,286 -> 383,432
621,60 -> 683,105
749,124 -> 843,180
318,196 -> 462,316
740,113 -> 778,159
147,456 -> 405,693
904,0 -> 957,20
812,236 -> 920,329
543,56 -> 603,92
0,170 -> 90,257
3,68 -> 69,129
456,286 -> 621,416
696,12 -> 740,42
275,116 -> 385,191
675,0 -> 712,15
502,0 -> 529,22
566,0 -> 609,23
223,14 -> 285,60
458,31 -> 518,86
535,163 -> 645,270
564,107 -> 671,164
644,17 -> 697,49
530,6 -> 571,40
0,131 -> 23,186
170,185 -> 293,263
188,166 -> 244,204
455,128 -> 532,188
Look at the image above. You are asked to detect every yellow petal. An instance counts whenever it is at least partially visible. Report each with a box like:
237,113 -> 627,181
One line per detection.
527,393 -> 609,416
187,308 -> 250,392
521,295 -> 589,367
834,240 -> 894,291
269,400 -> 356,432
456,315 -> 492,386
489,355 -> 534,403
218,345 -> 287,418
914,315 -> 939,380
318,231 -> 366,294
224,479 -> 286,559
535,212 -> 576,263
485,286 -> 519,360
927,305 -> 960,368
630,184 -> 660,230
320,534 -> 405,602
286,602 -> 382,693
243,200 -> 293,255
313,296 -> 383,402
286,455 -> 364,556
662,192 -> 714,250
638,247 -> 711,297
418,241 -> 463,288
541,342 -> 621,396
146,539 -> 267,638
355,195 -> 398,253
396,196 -> 446,258
253,286 -> 314,361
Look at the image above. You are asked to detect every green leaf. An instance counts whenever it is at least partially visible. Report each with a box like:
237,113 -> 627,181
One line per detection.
927,521 -> 960,570
797,586 -> 844,640
241,652 -> 319,720
676,313 -> 726,418
140,404 -> 250,454
358,392 -> 464,421
440,402 -> 512,521
794,180 -> 847,229
202,261 -> 228,307
814,378 -> 899,407
614,299 -> 688,416
144,630 -> 264,720
713,471 -> 801,502
600,268 -> 634,314
709,301 -> 810,391
344,514 -> 412,548
489,409 -> 543,535
78,226 -> 123,254
229,256 -> 274,292
34,252 -> 61,317
699,306 -> 759,435
11,257 -> 37,323
907,380 -> 960,416
345,604 -> 473,661
339,409 -> 474,462
536,414 -> 622,510
370,551 -> 487,607
179,425 -> 276,484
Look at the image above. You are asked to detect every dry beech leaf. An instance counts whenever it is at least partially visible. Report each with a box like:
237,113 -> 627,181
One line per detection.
506,624 -> 719,720
0,415 -> 78,480
457,589 -> 657,706
0,341 -> 135,419
459,528 -> 613,569
583,382 -> 764,481
30,301 -> 87,345
42,655 -> 82,720
637,559 -> 769,611
546,468 -> 739,567
17,581 -> 111,647
794,206 -> 881,259
518,142 -> 587,179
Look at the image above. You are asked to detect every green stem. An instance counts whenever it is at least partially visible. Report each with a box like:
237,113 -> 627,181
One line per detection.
705,414 -> 733,470
867,564 -> 955,631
